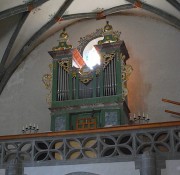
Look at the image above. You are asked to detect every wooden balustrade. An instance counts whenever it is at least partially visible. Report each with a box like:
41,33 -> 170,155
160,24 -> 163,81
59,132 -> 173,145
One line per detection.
0,121 -> 180,141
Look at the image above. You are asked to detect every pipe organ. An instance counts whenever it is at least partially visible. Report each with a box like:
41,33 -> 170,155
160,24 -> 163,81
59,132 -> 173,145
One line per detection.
48,22 -> 132,131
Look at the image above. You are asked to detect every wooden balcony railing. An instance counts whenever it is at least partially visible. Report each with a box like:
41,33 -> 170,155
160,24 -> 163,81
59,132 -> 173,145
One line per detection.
0,121 -> 180,167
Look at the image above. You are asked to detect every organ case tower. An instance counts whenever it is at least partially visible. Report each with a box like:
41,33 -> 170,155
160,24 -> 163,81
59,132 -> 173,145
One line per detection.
48,22 -> 132,131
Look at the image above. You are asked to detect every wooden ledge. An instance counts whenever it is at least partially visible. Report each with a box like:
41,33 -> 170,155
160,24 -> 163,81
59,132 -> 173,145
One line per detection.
0,121 -> 180,141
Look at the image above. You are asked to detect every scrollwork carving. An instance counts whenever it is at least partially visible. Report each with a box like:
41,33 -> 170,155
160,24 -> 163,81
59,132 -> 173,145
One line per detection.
58,60 -> 71,73
79,66 -> 93,84
42,64 -> 52,106
102,53 -> 115,69
121,54 -> 133,100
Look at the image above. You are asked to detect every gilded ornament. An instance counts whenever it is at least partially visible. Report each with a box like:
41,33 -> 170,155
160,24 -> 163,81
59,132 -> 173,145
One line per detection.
98,21 -> 120,44
52,28 -> 72,51
59,29 -> 68,39
42,64 -> 52,106
125,64 -> 133,80
95,67 -> 101,75
77,28 -> 104,55
58,60 -> 71,73
120,53 -> 126,61
104,21 -> 113,32
79,76 -> 93,84
121,58 -> 133,100
72,71 -> 77,78
79,65 -> 94,84
122,80 -> 128,100
102,53 -> 115,69
42,74 -> 52,90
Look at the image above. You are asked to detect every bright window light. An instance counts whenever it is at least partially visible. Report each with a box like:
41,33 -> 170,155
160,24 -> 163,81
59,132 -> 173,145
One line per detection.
83,47 -> 100,69
83,37 -> 103,69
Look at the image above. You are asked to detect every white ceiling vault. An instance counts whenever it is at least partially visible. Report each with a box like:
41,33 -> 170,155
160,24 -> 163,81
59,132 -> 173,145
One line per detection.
0,0 -> 179,95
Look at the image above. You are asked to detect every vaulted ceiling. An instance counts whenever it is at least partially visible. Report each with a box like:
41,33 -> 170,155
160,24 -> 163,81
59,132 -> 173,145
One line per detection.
0,0 -> 179,95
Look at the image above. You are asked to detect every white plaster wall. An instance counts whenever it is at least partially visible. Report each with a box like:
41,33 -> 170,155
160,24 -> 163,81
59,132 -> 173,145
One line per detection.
0,169 -> 5,175
0,39 -> 52,135
161,160 -> 180,175
0,14 -> 180,135
24,162 -> 140,175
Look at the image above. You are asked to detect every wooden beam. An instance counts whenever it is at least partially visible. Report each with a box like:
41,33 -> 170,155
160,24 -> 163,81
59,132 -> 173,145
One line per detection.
126,0 -> 180,29
162,98 -> 180,105
165,110 -> 180,116
62,4 -> 134,20
0,0 -> 49,21
104,4 -> 134,15
0,5 -> 27,21
167,0 -> 180,11
0,12 -> 29,66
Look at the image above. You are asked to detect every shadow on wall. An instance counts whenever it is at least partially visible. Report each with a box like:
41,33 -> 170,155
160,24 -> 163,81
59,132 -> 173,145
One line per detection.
127,57 -> 152,114
65,172 -> 100,175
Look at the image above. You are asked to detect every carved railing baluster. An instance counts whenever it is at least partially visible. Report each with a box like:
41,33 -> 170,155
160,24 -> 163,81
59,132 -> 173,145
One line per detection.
0,122 -> 180,167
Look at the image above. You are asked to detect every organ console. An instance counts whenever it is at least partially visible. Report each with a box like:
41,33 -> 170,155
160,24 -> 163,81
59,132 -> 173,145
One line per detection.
48,22 -> 133,131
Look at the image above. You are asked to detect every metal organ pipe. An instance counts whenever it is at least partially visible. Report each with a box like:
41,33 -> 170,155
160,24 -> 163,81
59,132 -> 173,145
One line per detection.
107,62 -> 110,95
63,68 -> 65,100
60,66 -> 63,101
66,73 -> 69,100
114,58 -> 116,95
66,70 -> 68,100
108,62 -> 111,96
107,65 -> 109,95
111,59 -> 114,95
111,62 -> 113,95
57,58 -> 118,100
104,62 -> 112,96
80,82 -> 82,98
85,83 -> 87,98
103,68 -> 106,96
106,65 -> 108,96
83,83 -> 85,98
65,69 -> 67,100
107,66 -> 109,96
57,64 -> 60,101
82,83 -> 84,98
105,67 -> 108,96
56,55 -> 118,101
111,58 -> 116,95
106,65 -> 109,96
64,68 -> 66,100
66,70 -> 69,100
61,66 -> 64,101
96,75 -> 100,97
58,64 -> 63,101
79,81 -> 82,99
81,82 -> 83,99
58,65 -> 60,101
89,81 -> 93,98
87,83 -> 89,98
85,83 -> 88,98
102,57 -> 117,97
72,77 -> 76,99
